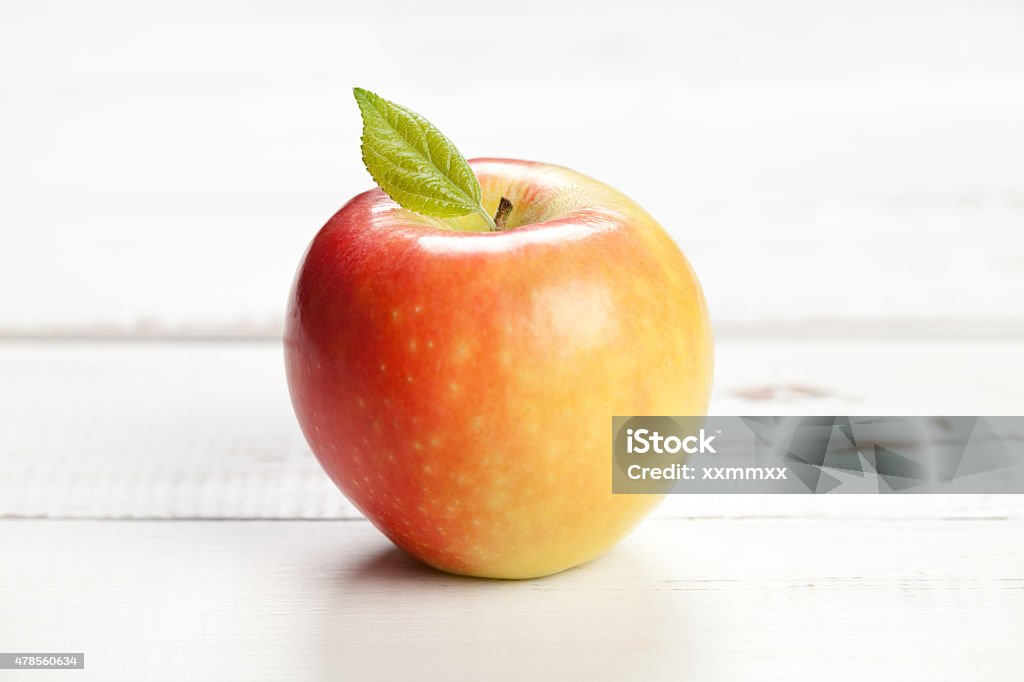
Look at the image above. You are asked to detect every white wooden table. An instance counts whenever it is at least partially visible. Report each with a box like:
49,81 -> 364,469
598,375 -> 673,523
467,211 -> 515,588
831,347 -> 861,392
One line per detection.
3,0 -> 1024,679
2,340 -> 1023,680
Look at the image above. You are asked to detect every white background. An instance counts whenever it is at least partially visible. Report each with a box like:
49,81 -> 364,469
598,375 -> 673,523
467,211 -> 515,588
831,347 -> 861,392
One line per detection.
2,0 -> 1023,335
1,2 -> 1023,680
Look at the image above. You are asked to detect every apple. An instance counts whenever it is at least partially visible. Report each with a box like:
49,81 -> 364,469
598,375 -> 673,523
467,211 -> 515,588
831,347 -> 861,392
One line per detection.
285,158 -> 713,579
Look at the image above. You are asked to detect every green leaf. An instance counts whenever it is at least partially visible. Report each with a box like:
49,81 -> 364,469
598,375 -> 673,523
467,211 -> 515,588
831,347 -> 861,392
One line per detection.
353,87 -> 490,224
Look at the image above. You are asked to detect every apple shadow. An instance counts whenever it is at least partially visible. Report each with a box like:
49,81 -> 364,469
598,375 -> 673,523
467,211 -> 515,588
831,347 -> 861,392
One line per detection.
344,543 -> 483,584
313,537 -> 691,680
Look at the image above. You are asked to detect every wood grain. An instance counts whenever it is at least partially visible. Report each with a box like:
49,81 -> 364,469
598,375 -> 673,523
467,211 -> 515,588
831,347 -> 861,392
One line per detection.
1,518 -> 1021,681
2,340 -> 1022,521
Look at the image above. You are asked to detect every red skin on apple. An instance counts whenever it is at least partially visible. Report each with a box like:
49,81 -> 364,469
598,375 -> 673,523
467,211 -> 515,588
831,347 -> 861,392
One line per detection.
285,158 -> 713,579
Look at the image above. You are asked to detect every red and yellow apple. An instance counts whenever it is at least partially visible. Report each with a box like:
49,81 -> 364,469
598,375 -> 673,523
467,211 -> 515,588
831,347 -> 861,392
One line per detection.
285,158 -> 713,579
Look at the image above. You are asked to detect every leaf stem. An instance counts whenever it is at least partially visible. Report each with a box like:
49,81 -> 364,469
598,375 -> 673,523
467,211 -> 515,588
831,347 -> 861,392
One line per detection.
477,206 -> 498,231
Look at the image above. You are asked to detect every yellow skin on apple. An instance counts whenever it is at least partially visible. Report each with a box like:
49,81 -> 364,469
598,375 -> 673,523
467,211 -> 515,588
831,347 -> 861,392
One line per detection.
285,159 -> 713,579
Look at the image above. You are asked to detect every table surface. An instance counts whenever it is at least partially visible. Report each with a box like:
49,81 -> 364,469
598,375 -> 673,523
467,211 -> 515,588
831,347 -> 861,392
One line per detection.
2,339 -> 1023,681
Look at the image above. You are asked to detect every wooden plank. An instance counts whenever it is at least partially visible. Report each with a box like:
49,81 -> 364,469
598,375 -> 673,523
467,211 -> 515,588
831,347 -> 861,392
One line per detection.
1,340 -> 1022,520
1,1 -> 1023,332
0,518 -> 1021,681
0,341 -> 352,520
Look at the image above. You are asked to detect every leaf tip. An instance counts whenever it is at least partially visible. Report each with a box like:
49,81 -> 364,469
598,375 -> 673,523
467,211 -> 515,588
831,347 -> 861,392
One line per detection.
352,87 -> 376,112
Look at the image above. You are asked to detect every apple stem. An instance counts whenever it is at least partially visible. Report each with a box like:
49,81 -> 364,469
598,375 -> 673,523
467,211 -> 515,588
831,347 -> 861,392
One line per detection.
493,197 -> 513,230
